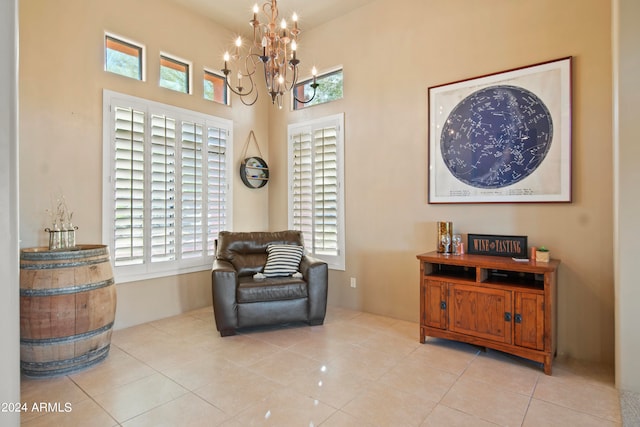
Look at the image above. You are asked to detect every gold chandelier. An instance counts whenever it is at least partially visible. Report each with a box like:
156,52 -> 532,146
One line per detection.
222,0 -> 319,108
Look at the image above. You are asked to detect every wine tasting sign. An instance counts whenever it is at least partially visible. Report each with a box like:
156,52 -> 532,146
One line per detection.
467,234 -> 528,258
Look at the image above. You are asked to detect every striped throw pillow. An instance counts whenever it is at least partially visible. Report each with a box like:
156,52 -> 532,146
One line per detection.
263,244 -> 304,278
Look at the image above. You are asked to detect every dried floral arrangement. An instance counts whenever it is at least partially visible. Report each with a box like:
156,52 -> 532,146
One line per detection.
44,193 -> 78,250
45,194 -> 73,229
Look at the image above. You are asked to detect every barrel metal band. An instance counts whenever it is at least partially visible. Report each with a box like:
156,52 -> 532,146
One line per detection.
20,322 -> 114,345
19,278 -> 115,297
21,246 -> 108,261
19,255 -> 111,270
21,345 -> 111,377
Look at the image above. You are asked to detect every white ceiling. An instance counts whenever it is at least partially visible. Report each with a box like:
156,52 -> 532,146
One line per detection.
167,0 -> 376,33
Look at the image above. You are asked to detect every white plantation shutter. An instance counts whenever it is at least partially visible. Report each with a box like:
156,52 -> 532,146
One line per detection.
113,106 -> 145,266
150,115 -> 177,262
288,113 -> 345,270
181,121 -> 204,259
313,126 -> 339,256
291,130 -> 313,240
206,126 -> 228,255
103,90 -> 233,283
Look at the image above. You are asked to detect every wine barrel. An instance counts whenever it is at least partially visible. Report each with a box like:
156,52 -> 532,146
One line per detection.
19,245 -> 117,377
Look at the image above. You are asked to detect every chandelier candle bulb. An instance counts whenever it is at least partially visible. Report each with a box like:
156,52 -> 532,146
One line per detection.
261,36 -> 267,58
235,37 -> 242,56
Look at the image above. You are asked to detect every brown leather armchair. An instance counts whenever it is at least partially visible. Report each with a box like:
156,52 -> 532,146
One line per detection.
211,230 -> 328,336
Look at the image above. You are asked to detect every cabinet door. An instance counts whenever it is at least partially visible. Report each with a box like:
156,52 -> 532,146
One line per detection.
514,292 -> 545,350
423,279 -> 447,329
449,284 -> 512,344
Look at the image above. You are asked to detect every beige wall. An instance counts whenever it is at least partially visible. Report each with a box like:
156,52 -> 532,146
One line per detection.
614,0 -> 640,392
18,0 -> 618,365
270,0 -> 615,364
19,0 -> 270,329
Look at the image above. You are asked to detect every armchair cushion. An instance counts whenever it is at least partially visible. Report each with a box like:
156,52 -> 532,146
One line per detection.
216,230 -> 303,277
263,244 -> 304,277
237,276 -> 307,303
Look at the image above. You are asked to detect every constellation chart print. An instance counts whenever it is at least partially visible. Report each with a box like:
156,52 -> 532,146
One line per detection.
428,57 -> 572,204
440,85 -> 553,189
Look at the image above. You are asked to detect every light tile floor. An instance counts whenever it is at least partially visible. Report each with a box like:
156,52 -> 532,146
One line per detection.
20,306 -> 622,426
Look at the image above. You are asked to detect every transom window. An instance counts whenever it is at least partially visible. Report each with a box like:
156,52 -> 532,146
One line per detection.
105,34 -> 144,81
102,90 -> 233,283
160,54 -> 191,94
204,69 -> 229,105
293,68 -> 343,110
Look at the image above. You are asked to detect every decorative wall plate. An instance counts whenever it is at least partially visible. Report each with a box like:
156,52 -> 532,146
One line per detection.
240,156 -> 269,188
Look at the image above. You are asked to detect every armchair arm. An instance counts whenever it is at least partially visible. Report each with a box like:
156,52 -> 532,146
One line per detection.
211,259 -> 239,334
300,255 -> 328,324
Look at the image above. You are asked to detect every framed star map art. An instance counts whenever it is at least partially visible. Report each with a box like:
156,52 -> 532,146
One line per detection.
428,57 -> 572,204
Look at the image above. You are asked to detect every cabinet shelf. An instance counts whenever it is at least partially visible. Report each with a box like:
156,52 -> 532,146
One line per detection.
425,263 -> 476,281
483,269 -> 543,289
418,251 -> 559,375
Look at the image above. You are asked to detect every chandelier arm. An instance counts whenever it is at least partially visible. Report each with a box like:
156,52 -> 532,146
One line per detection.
283,63 -> 298,93
222,74 -> 250,96
240,72 -> 259,105
238,90 -> 260,106
264,0 -> 278,26
293,80 -> 319,104
243,53 -> 262,78
222,72 -> 259,105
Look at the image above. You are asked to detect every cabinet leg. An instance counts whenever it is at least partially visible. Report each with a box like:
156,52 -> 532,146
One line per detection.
544,355 -> 552,375
420,328 -> 425,343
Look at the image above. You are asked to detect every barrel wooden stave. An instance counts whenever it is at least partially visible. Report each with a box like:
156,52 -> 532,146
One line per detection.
19,245 -> 117,377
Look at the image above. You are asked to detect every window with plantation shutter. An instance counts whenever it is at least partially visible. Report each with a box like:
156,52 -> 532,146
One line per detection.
103,90 -> 233,283
288,113 -> 345,270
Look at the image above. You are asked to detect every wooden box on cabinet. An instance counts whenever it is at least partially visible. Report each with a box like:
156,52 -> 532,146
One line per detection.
417,251 -> 559,375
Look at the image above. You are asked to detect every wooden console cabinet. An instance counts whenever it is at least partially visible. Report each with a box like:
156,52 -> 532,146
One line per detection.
417,251 -> 560,374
